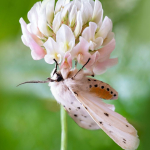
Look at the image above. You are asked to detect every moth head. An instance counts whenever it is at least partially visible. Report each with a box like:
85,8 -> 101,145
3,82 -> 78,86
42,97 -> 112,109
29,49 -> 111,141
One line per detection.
17,60 -> 63,87
51,68 -> 63,82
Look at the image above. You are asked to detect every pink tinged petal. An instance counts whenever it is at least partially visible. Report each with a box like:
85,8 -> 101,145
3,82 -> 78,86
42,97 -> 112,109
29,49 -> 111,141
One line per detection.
93,58 -> 118,75
20,18 -> 46,60
92,0 -> 103,25
38,7 -> 53,37
56,24 -> 75,52
21,35 -> 28,46
98,38 -> 116,59
86,51 -> 100,68
30,42 -> 46,60
94,37 -> 103,50
82,22 -> 103,50
74,10 -> 82,38
69,5 -> 77,27
95,16 -> 112,39
30,45 -> 46,60
103,32 -> 114,46
60,52 -> 72,69
53,12 -> 61,33
82,22 -> 97,42
27,3 -> 43,37
71,37 -> 91,65
89,41 -> 97,50
81,1 -> 93,25
27,23 -> 42,38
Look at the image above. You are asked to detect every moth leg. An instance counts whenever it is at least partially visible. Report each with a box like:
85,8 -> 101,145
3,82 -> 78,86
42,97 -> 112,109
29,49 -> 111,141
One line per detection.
74,58 -> 91,78
53,59 -> 59,76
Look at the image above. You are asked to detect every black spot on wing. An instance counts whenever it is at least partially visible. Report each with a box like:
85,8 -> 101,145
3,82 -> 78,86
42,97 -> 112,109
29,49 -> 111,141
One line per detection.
77,107 -> 80,109
99,121 -> 103,125
104,113 -> 109,117
89,85 -> 92,88
74,92 -> 78,96
94,84 -> 98,87
101,86 -> 104,89
107,88 -> 109,91
74,114 -> 78,117
88,79 -> 91,81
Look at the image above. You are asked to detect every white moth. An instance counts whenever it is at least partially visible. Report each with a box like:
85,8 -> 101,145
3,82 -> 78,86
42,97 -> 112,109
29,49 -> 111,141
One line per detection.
18,59 -> 139,150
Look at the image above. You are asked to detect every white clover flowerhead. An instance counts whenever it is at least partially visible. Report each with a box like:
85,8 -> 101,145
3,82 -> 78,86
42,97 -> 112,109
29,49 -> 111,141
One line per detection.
20,0 -> 117,75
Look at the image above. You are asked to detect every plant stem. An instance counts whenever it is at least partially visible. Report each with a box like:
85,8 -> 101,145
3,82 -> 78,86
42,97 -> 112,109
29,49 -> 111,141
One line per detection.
60,105 -> 67,150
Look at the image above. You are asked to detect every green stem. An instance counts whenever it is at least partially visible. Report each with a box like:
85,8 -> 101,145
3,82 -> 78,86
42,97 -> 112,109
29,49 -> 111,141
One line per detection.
60,105 -> 67,150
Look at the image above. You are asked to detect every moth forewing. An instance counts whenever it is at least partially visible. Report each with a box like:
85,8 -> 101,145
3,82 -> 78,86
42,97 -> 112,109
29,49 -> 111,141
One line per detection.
68,89 -> 139,150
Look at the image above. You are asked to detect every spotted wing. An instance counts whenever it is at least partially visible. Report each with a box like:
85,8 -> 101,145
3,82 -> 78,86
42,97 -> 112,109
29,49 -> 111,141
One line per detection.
87,78 -> 118,100
69,88 -> 139,150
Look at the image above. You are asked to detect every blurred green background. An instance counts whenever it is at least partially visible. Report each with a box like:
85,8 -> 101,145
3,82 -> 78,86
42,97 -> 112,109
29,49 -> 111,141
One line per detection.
0,0 -> 150,149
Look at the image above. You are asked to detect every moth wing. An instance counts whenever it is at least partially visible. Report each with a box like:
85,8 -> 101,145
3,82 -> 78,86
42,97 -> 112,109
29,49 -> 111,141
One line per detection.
69,88 -> 139,150
87,78 -> 118,100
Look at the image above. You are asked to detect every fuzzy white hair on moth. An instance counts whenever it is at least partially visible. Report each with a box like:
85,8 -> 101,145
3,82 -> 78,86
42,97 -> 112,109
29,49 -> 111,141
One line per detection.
17,58 -> 139,150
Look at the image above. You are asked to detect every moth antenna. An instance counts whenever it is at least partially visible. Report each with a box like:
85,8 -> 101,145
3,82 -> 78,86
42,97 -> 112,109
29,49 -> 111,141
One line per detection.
53,59 -> 59,76
74,58 -> 91,78
17,78 -> 56,87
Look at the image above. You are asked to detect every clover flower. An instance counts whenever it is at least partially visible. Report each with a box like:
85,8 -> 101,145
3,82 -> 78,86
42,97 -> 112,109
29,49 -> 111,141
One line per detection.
20,0 -> 117,75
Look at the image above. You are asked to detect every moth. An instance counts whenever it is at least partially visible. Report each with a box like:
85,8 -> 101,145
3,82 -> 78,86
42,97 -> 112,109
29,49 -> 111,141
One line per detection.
18,58 -> 139,150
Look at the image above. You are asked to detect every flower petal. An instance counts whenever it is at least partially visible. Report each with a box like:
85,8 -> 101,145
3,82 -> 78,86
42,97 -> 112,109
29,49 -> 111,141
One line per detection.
74,10 -> 82,38
45,0 -> 55,25
44,37 -> 57,54
92,0 -> 103,25
98,38 -> 116,59
69,4 -> 77,27
103,32 -> 114,46
71,37 -> 91,65
95,16 -> 112,39
27,2 -> 41,24
60,52 -> 72,69
56,24 -> 75,53
93,58 -> 118,75
55,0 -> 70,13
38,6 -> 53,37
61,2 -> 72,23
44,37 -> 62,64
80,1 -> 93,25
53,11 -> 61,33
82,22 -> 97,42
19,18 -> 46,60
94,37 -> 103,49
